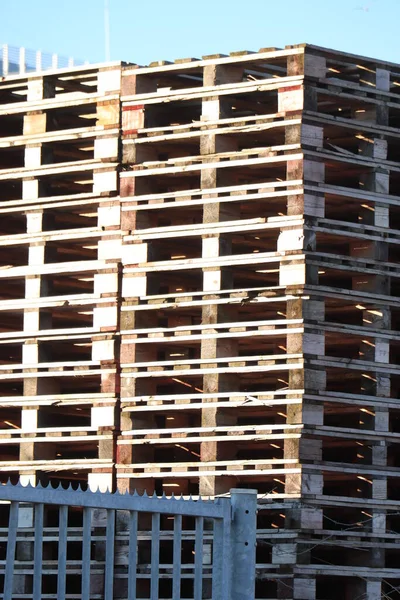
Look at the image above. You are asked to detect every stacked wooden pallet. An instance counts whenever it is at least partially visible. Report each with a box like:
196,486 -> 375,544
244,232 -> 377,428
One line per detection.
1,44 -> 400,598
117,46 -> 400,599
0,62 -> 123,494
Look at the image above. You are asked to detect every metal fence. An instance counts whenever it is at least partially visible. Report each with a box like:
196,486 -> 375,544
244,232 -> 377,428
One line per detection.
0,483 -> 257,600
0,44 -> 87,76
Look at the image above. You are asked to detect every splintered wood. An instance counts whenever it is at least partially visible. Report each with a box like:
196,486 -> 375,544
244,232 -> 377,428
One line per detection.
0,44 -> 400,598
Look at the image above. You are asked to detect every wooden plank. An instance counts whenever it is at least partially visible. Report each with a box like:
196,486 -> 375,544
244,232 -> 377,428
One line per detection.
122,76 -> 304,107
121,151 -> 303,178
118,458 -> 298,469
0,92 -> 120,117
130,113 -> 300,140
0,259 -> 116,279
122,351 -> 302,368
118,433 -> 301,445
0,158 -> 118,181
123,251 -> 305,274
131,143 -> 299,170
0,126 -> 119,148
116,468 -> 301,479
122,316 -> 302,334
122,47 -> 304,78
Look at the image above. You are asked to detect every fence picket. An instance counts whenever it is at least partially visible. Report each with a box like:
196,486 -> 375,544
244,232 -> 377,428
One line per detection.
194,516 -> 204,600
57,505 -> 68,600
128,510 -> 138,600
150,511 -> 160,600
81,506 -> 92,600
105,509 -> 116,600
3,501 -> 18,600
172,514 -> 182,600
33,503 -> 44,600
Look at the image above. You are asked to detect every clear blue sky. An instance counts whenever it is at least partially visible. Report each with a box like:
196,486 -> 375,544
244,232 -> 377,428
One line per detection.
0,0 -> 399,66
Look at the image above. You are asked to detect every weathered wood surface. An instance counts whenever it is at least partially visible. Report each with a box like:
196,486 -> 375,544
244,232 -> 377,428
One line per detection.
0,44 -> 399,599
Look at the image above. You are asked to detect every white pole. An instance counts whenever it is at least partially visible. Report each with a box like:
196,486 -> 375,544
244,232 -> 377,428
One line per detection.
19,47 -> 26,74
36,50 -> 42,72
104,0 -> 111,62
2,44 -> 9,76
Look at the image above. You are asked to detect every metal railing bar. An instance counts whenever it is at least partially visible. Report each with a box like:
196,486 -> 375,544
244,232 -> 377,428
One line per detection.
150,512 -> 160,600
57,504 -> 68,600
220,512 -> 232,600
211,517 -> 223,600
212,499 -> 232,600
172,514 -> 182,600
33,502 -> 44,600
0,484 -> 225,518
81,507 -> 92,600
105,509 -> 115,600
3,501 -> 18,600
194,516 -> 204,600
128,510 -> 138,600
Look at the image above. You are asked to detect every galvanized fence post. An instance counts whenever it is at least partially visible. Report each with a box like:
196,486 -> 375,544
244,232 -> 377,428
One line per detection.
230,488 -> 257,600
212,496 -> 232,600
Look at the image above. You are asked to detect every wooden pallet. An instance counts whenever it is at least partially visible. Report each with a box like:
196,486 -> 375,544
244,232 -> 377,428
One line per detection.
0,43 -> 400,598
